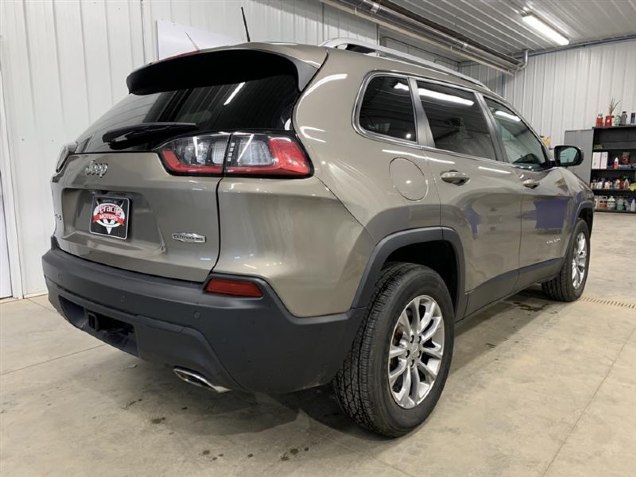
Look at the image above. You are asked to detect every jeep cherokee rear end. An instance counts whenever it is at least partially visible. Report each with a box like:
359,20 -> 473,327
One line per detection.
43,43 -> 375,394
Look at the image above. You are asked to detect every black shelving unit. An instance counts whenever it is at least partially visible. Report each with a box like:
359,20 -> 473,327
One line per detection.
590,125 -> 636,214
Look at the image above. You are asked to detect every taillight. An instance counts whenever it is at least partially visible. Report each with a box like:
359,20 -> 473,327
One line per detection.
159,134 -> 228,175
225,134 -> 311,176
158,133 -> 311,177
204,278 -> 263,298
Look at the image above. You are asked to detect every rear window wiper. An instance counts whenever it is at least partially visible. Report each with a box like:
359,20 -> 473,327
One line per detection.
102,122 -> 197,149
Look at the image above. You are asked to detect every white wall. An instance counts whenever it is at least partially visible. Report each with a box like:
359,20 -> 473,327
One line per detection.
382,35 -> 459,71
0,0 -> 378,296
461,39 -> 636,145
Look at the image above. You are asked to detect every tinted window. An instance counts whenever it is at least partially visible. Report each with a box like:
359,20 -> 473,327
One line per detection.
486,99 -> 546,169
77,74 -> 299,152
416,81 -> 496,160
359,76 -> 416,142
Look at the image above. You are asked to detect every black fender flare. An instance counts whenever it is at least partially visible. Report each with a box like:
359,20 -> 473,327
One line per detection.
351,227 -> 467,320
574,200 -> 594,227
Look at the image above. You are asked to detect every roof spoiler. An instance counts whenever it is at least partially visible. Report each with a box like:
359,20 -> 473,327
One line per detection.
127,47 -> 324,95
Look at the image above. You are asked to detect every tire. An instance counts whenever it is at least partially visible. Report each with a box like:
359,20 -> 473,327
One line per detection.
541,219 -> 590,302
333,262 -> 454,437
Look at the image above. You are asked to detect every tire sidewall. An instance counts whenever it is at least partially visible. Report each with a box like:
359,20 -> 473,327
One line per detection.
366,268 -> 454,434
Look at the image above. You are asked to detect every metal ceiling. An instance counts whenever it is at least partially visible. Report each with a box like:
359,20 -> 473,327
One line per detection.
391,0 -> 636,55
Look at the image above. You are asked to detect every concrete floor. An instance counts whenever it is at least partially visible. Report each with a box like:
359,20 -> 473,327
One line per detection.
1,213 -> 635,477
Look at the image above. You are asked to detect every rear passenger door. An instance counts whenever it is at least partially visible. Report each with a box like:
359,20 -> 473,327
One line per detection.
483,98 -> 572,282
414,80 -> 525,315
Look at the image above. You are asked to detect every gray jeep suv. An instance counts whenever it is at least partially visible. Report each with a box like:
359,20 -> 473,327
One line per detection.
43,40 -> 594,436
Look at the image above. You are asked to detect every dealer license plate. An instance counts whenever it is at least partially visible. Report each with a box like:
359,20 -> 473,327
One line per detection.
89,196 -> 130,240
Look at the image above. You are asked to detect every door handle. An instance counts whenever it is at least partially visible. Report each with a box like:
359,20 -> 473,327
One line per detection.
523,179 -> 540,189
441,170 -> 470,185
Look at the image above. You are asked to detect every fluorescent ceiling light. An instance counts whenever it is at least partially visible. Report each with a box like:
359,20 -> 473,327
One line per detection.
522,14 -> 569,46
494,110 -> 521,122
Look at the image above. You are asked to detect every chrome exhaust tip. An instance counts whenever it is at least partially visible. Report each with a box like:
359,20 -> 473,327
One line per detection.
173,367 -> 230,393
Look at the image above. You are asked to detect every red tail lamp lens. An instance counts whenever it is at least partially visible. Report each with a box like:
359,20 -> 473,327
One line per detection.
205,278 -> 263,298
159,133 -> 311,177
159,134 -> 228,175
225,135 -> 311,176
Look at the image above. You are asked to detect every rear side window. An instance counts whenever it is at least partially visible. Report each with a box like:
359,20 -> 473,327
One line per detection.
416,81 -> 496,160
77,74 -> 299,153
358,76 -> 416,142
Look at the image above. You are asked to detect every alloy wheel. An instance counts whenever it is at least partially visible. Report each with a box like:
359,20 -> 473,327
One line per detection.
571,232 -> 587,289
388,295 -> 445,409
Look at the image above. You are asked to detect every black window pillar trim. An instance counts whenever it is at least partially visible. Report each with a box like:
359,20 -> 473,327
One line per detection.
408,77 -> 434,148
475,92 -> 509,164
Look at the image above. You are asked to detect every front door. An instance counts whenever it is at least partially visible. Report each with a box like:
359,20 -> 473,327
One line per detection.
484,98 -> 571,284
414,80 -> 524,315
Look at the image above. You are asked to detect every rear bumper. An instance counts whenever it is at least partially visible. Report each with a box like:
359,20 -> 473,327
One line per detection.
42,246 -> 364,393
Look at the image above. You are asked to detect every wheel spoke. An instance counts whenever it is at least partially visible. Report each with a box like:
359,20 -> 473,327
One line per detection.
421,343 -> 443,359
419,300 -> 436,334
398,311 -> 413,335
394,362 -> 412,406
389,341 -> 408,358
408,298 -> 421,336
420,316 -> 442,343
388,359 -> 407,386
417,360 -> 438,381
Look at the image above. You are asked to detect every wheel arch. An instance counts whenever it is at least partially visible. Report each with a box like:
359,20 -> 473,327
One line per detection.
577,202 -> 594,234
351,227 -> 467,320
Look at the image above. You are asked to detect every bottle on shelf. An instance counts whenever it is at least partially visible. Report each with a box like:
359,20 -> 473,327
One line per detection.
614,157 -> 619,169
631,112 -> 636,125
617,197 -> 625,211
608,196 -> 616,210
631,199 -> 636,212
596,114 -> 603,127
619,111 -> 628,126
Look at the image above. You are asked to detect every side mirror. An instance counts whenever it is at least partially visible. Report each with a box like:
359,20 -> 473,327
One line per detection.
554,145 -> 583,167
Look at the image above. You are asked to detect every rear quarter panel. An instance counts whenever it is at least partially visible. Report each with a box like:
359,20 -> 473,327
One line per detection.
293,50 -> 443,241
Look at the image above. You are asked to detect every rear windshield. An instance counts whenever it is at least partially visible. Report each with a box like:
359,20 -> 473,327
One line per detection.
76,74 -> 299,153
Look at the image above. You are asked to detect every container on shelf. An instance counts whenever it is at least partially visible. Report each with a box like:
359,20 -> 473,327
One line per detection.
596,114 -> 604,127
617,197 -> 626,211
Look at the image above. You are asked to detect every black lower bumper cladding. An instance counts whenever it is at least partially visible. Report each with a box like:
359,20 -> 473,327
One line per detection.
42,245 -> 363,393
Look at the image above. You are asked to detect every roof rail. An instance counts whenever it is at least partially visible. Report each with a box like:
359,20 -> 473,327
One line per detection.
320,38 -> 488,90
